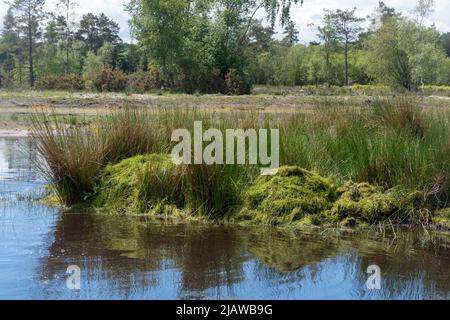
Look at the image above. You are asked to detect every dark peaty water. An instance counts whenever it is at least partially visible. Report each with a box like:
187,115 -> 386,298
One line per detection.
0,137 -> 449,300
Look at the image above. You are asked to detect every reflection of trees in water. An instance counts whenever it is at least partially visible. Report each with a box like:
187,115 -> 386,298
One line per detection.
41,214 -> 248,298
244,227 -> 340,273
352,231 -> 450,299
40,213 -> 450,299
245,228 -> 450,299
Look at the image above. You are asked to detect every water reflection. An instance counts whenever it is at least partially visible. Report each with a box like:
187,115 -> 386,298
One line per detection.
0,137 -> 449,300
36,213 -> 450,299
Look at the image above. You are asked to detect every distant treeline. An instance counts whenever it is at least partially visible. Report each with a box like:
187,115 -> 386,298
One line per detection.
1,0 -> 449,93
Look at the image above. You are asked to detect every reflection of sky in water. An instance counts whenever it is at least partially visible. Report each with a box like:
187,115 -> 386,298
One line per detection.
0,138 -> 44,199
0,137 -> 449,300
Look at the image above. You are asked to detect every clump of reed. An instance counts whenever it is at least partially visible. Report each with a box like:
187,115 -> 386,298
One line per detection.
184,163 -> 257,218
31,114 -> 105,206
30,108 -> 174,206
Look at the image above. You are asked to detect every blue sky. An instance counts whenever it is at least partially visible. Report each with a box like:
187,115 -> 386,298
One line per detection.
1,0 -> 449,43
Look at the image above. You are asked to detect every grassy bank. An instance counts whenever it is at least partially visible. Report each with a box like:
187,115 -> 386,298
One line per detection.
31,96 -> 450,229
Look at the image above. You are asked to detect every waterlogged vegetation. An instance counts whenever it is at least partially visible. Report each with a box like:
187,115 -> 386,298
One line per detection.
0,0 -> 450,300
1,136 -> 449,299
30,95 -> 450,230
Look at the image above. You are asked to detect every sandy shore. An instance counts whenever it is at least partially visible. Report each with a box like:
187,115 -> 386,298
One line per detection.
0,121 -> 30,137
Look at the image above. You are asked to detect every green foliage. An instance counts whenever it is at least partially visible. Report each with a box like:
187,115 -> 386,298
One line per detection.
365,17 -> 412,89
8,0 -> 46,86
75,13 -> 121,53
224,69 -> 252,95
91,66 -> 128,92
35,74 -> 85,90
127,0 -> 302,93
441,32 -> 450,57
365,15 -> 450,88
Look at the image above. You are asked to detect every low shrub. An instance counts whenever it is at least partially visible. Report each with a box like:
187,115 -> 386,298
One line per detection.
35,75 -> 85,91
224,69 -> 252,95
127,65 -> 161,93
92,67 -> 128,92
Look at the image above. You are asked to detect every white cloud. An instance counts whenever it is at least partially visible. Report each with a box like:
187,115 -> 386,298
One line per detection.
1,0 -> 449,44
279,0 -> 450,43
0,0 -> 131,42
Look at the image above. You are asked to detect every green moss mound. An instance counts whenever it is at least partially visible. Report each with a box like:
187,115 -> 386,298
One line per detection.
330,182 -> 399,223
232,166 -> 429,227
93,154 -> 185,214
233,166 -> 337,225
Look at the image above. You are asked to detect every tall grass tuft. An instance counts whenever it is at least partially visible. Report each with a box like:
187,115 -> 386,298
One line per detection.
184,163 -> 257,219
30,113 -> 105,206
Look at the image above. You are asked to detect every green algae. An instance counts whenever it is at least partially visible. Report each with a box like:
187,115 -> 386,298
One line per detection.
329,182 -> 399,223
92,154 -> 185,214
231,166 -> 434,227
88,156 -> 445,230
231,166 -> 337,225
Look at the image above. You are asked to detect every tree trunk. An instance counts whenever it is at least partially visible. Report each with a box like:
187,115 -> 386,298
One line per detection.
19,60 -> 23,84
344,35 -> 349,86
28,14 -> 34,87
65,2 -> 70,74
325,46 -> 331,88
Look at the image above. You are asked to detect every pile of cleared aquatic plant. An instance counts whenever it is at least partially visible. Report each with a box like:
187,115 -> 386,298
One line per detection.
30,97 -> 450,228
92,154 -> 185,214
230,166 -> 433,227
231,167 -> 337,225
89,153 -> 257,219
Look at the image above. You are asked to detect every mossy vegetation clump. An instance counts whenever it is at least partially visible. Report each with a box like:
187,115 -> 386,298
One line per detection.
92,154 -> 185,214
330,182 -> 399,224
231,166 -> 434,227
233,166 -> 337,225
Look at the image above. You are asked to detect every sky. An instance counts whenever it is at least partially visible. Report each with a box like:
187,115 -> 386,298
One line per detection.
1,0 -> 449,44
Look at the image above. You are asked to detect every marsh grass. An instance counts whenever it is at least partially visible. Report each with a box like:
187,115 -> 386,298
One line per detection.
280,97 -> 450,211
30,113 -> 105,206
31,96 -> 450,220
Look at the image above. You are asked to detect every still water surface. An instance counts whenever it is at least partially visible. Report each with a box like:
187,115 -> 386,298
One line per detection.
0,137 -> 449,300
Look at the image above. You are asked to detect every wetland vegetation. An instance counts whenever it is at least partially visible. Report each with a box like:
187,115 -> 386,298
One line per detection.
29,94 -> 450,230
0,0 -> 449,300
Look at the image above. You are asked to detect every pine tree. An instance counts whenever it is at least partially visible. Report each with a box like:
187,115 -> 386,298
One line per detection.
9,0 -> 46,86
282,20 -> 299,46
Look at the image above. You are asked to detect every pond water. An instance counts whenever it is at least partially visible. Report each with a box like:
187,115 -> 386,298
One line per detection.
0,137 -> 449,300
